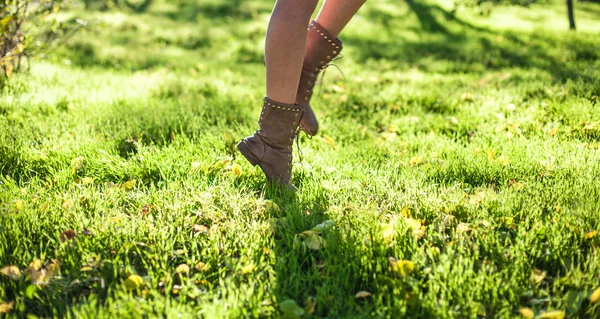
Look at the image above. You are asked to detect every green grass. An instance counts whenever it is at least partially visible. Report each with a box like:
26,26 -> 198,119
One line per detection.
1,0 -> 600,317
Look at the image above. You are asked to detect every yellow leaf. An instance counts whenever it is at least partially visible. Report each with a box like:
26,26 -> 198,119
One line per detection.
537,310 -> 565,319
193,224 -> 209,234
263,200 -> 280,213
175,264 -> 189,274
82,177 -> 95,184
5,64 -> 13,78
0,301 -> 14,314
518,307 -> 534,319
408,156 -> 424,166
549,127 -> 558,137
487,148 -> 495,161
305,234 -> 326,250
121,180 -> 136,191
71,156 -> 85,172
124,275 -> 144,290
531,268 -> 546,284
457,223 -> 471,233
355,291 -> 372,299
388,257 -> 415,277
241,264 -> 255,274
225,163 -> 242,177
195,262 -> 208,272
62,200 -> 72,211
46,260 -> 60,277
584,230 -> 598,239
28,260 -> 43,272
590,287 -> 600,303
29,269 -> 47,285
401,206 -> 411,218
382,223 -> 395,243
497,154 -> 510,166
0,266 -> 21,280
323,134 -> 336,148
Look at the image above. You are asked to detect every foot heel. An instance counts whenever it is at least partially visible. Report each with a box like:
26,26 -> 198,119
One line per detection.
237,141 -> 260,166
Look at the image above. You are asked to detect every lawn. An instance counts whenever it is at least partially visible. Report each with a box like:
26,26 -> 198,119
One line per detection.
1,0 -> 600,318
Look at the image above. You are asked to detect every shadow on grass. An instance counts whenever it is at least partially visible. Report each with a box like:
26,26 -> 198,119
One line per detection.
350,0 -> 599,84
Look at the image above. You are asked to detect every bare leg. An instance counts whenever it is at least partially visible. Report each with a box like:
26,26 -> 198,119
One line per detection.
315,0 -> 367,38
265,0 -> 319,104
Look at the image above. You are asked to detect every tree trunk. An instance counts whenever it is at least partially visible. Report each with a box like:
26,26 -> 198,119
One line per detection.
567,0 -> 576,30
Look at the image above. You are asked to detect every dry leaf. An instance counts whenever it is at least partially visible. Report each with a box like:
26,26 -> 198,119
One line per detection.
388,257 -> 415,277
0,266 -> 21,280
584,230 -> 598,240
175,264 -> 190,274
195,262 -> 208,272
519,307 -> 534,319
124,275 -> 144,290
355,291 -> 372,299
304,296 -> 317,315
241,264 -> 255,274
0,301 -> 14,314
193,224 -> 209,234
15,199 -> 24,210
457,223 -> 472,233
60,229 -> 76,242
531,268 -> 546,284
590,287 -> 600,303
537,310 -> 565,319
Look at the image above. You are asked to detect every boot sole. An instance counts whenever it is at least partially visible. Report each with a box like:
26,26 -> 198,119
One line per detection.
237,141 -> 260,166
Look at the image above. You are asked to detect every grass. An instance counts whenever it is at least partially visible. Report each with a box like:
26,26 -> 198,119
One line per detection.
1,0 -> 600,317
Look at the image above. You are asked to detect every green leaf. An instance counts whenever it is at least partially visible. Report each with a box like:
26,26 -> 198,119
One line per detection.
565,289 -> 584,316
25,285 -> 37,299
280,299 -> 304,319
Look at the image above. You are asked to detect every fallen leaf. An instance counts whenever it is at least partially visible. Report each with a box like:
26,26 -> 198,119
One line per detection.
304,296 -> 317,315
355,291 -> 372,299
388,257 -> 415,277
584,230 -> 598,239
82,228 -> 93,236
15,199 -> 24,210
549,127 -> 558,137
28,269 -> 47,285
280,299 -> 305,319
225,163 -> 243,177
457,223 -> 472,233
193,224 -> 209,234
590,287 -> 600,303
310,220 -> 335,233
401,206 -> 411,218
0,301 -> 14,314
305,234 -> 326,250
323,134 -> 336,148
487,148 -> 495,161
537,310 -> 565,319
175,264 -> 190,274
141,204 -> 150,215
241,264 -> 255,274
28,260 -> 42,272
0,266 -> 21,280
124,275 -> 144,290
60,229 -> 76,242
382,223 -> 395,243
263,200 -> 280,213
195,262 -> 208,272
519,307 -> 534,319
531,268 -> 546,284
121,180 -> 136,191
71,156 -> 85,174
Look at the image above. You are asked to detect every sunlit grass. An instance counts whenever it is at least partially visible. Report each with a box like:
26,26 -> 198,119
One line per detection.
1,0 -> 600,318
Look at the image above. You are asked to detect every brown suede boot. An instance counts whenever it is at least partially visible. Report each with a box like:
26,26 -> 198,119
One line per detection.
237,97 -> 303,191
296,20 -> 343,136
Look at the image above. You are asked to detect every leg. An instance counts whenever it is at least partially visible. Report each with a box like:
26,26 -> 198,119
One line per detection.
295,0 -> 366,135
315,0 -> 367,38
265,0 -> 319,104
